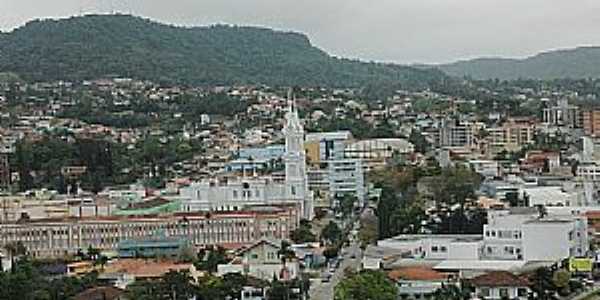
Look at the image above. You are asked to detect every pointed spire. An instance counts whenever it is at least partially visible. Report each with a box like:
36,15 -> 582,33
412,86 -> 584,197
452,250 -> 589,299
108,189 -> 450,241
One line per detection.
284,87 -> 301,131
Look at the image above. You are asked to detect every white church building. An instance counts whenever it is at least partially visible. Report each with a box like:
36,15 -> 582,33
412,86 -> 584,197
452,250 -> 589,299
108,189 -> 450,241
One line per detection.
180,97 -> 315,220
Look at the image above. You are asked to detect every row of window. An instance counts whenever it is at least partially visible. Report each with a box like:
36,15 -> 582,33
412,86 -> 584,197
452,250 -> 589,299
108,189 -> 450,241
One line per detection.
485,229 -> 521,239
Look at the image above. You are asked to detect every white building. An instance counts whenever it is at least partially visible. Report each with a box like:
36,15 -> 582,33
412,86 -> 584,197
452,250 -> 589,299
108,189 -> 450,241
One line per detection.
471,271 -> 531,300
217,240 -> 299,282
377,208 -> 588,267
307,159 -> 365,207
468,160 -> 500,178
181,99 -> 314,220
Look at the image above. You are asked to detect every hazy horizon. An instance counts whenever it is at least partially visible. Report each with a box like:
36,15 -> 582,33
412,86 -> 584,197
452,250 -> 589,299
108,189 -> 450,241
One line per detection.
2,0 -> 600,65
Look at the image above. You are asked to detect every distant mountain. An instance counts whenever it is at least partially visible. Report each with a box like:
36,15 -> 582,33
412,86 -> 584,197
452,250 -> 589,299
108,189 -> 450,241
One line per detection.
0,14 -> 447,89
438,47 -> 600,80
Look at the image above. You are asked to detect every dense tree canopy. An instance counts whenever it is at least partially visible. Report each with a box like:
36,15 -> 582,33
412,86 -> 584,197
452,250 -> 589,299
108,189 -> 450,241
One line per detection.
334,270 -> 397,300
0,14 -> 448,90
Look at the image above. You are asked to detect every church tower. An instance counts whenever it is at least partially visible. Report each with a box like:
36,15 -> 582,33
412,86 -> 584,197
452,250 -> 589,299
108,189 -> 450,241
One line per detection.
283,89 -> 314,220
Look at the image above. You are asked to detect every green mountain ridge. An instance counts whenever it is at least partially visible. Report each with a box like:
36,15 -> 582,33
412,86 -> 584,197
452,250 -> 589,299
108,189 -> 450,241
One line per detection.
438,46 -> 600,80
0,14 -> 447,88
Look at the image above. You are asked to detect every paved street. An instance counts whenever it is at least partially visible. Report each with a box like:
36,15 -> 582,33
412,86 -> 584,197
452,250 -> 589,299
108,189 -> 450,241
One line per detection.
309,241 -> 361,299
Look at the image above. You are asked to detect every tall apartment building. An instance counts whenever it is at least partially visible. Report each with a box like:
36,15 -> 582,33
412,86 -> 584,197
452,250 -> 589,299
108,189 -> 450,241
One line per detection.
436,118 -> 478,148
304,131 -> 366,206
583,109 -> 600,137
542,99 -> 581,128
487,119 -> 535,153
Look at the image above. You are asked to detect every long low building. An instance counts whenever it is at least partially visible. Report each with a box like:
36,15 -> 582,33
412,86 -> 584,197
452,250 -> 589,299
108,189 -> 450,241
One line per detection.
0,206 -> 297,258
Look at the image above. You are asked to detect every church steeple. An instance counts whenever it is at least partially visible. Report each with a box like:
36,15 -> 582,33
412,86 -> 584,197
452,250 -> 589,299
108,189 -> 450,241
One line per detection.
283,88 -> 313,219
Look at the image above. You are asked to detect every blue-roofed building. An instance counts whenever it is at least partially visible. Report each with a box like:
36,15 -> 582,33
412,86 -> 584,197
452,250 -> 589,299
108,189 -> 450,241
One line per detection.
238,145 -> 285,161
118,233 -> 188,258
224,158 -> 270,173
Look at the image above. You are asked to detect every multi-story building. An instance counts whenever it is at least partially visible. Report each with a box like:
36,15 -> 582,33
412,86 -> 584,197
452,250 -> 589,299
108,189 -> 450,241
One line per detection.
307,159 -> 365,207
582,109 -> 600,137
302,131 -> 366,207
377,208 -> 588,264
487,119 -> 535,154
436,118 -> 478,148
344,138 -> 415,171
542,99 -> 581,128
304,131 -> 352,164
577,162 -> 600,182
0,207 -> 297,258
483,208 -> 588,261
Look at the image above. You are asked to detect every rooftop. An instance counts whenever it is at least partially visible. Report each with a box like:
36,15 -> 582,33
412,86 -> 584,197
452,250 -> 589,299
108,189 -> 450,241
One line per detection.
388,267 -> 450,282
469,271 -> 530,287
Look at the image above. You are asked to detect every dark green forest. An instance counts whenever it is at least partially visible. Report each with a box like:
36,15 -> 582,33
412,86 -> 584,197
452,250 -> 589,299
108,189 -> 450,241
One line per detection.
438,46 -> 600,80
0,14 -> 447,89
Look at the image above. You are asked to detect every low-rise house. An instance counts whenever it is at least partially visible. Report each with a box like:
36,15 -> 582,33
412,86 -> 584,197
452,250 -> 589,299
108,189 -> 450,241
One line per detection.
217,240 -> 299,282
388,267 -> 455,300
102,259 -> 200,282
470,271 -> 531,300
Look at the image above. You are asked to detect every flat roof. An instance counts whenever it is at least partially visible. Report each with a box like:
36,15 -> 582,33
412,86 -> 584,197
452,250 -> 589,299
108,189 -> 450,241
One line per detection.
434,260 -> 526,271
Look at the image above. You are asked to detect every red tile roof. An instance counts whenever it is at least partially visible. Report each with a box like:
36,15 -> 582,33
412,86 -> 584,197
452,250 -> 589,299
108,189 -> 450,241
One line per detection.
388,267 -> 449,281
469,271 -> 530,287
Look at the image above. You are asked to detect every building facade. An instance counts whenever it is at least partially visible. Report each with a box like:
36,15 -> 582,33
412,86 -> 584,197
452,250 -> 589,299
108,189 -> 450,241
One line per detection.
487,119 -> 535,154
583,109 -> 600,137
0,208 -> 297,258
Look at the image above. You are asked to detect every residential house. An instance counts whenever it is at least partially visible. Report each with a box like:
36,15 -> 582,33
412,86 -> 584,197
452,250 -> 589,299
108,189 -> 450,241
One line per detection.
217,240 -> 299,282
470,271 -> 531,300
388,266 -> 455,300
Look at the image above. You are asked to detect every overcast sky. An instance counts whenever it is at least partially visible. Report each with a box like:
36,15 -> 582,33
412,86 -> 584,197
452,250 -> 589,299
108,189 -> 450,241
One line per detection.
2,0 -> 600,64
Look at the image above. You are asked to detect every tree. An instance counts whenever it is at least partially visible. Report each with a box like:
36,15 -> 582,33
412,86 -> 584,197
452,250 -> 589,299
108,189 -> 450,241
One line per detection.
278,240 -> 295,266
195,246 -> 228,274
323,247 -> 339,261
432,283 -> 470,300
290,220 -> 317,244
530,267 -> 557,299
552,269 -> 571,295
338,194 -> 357,218
321,221 -> 342,244
334,270 -> 397,300
163,270 -> 196,300
409,130 -> 430,154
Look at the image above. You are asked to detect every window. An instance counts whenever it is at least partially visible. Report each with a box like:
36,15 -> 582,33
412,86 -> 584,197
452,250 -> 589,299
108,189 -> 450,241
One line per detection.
440,246 -> 447,252
291,186 -> 296,195
479,288 -> 490,297
431,246 -> 438,252
517,288 -> 528,297
233,190 -> 238,198
499,288 -> 509,298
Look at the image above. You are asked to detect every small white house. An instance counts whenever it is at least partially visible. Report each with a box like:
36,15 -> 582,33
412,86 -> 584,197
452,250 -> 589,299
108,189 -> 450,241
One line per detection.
217,240 -> 299,282
471,271 -> 531,300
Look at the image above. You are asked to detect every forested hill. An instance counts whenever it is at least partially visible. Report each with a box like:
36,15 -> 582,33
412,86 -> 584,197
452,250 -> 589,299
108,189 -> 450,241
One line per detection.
437,47 -> 600,80
0,14 -> 447,88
